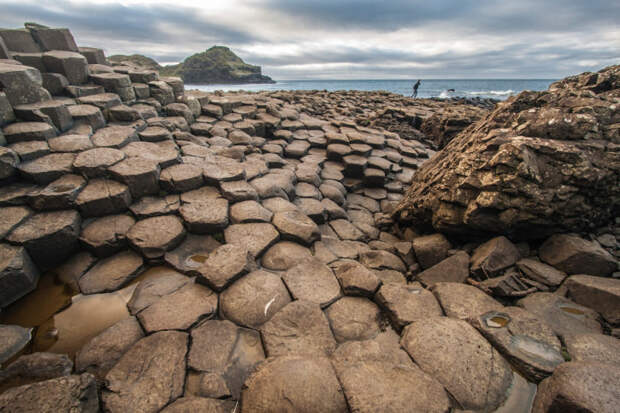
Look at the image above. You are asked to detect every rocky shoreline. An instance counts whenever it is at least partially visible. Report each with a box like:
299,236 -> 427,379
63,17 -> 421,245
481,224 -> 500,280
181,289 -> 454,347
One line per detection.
0,24 -> 619,413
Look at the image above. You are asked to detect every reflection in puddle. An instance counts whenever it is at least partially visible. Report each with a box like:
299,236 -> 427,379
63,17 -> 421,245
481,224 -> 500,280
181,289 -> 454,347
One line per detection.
559,306 -> 585,316
33,284 -> 137,356
483,312 -> 511,328
1,265 -> 168,359
185,253 -> 209,267
0,273 -> 74,328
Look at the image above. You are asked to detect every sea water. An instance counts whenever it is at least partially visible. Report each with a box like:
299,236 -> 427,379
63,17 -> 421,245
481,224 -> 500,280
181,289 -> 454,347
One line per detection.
186,79 -> 555,100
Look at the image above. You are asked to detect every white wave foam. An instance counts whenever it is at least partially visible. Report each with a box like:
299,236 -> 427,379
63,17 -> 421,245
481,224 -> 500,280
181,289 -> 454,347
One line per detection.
468,90 -> 515,96
438,90 -> 451,98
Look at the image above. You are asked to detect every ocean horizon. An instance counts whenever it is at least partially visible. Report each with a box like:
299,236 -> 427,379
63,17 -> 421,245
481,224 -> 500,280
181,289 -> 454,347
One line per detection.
186,78 -> 557,100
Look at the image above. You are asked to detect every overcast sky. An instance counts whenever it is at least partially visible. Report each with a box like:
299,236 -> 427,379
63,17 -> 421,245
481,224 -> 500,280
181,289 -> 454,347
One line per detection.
1,0 -> 618,79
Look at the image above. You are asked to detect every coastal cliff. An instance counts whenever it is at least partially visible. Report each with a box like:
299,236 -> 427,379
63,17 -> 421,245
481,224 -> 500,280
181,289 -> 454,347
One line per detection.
160,46 -> 274,84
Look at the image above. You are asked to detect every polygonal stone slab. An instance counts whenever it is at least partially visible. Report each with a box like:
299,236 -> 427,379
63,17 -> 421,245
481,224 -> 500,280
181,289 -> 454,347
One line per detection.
73,147 -> 125,178
137,282 -> 218,333
471,307 -> 564,382
333,261 -> 381,297
241,355 -> 348,413
196,243 -> 255,292
18,153 -> 75,185
79,214 -> 135,257
283,258 -> 341,307
188,320 -> 265,399
432,282 -> 503,320
163,234 -> 221,275
375,283 -> 443,331
324,297 -> 382,343
401,317 -> 513,411
272,210 -> 320,246
6,209 -> 80,269
224,223 -> 279,257
159,163 -> 203,193
108,157 -> 160,199
28,174 -> 86,211
229,200 -> 273,224
102,331 -> 188,413
75,179 -> 132,217
260,300 -> 337,357
219,269 -> 292,329
261,241 -> 313,271
127,268 -> 191,315
78,250 -> 143,294
417,251 -> 470,287
127,215 -> 186,260
517,292 -> 602,339
0,244 -> 39,309
564,274 -> 620,324
179,198 -> 229,234
539,233 -> 617,277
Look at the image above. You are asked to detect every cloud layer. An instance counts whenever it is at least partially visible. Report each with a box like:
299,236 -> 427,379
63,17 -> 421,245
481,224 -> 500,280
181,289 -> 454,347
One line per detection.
1,0 -> 618,79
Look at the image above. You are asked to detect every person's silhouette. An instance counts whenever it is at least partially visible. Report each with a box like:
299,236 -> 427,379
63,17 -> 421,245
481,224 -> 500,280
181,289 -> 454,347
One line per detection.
412,79 -> 421,98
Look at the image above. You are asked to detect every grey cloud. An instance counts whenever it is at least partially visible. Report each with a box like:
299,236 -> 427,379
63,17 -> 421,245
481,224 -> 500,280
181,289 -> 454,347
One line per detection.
0,1 -> 259,48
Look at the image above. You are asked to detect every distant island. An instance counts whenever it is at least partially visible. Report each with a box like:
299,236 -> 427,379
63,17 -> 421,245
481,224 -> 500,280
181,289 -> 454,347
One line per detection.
110,46 -> 274,85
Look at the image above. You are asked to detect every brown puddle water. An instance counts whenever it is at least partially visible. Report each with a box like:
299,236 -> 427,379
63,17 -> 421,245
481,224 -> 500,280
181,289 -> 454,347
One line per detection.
559,306 -> 585,315
185,253 -> 209,267
1,266 -> 168,358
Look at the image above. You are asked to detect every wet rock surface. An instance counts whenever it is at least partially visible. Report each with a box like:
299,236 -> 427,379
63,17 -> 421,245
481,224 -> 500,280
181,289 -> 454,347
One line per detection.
0,31 -> 618,411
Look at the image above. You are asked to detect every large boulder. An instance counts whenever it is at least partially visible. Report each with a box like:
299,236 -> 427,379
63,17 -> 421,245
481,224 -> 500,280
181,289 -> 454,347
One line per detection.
394,65 -> 620,240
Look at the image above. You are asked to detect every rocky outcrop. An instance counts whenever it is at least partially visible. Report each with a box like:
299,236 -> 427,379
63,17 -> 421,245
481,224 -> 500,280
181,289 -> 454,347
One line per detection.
161,46 -> 274,84
395,65 -> 620,240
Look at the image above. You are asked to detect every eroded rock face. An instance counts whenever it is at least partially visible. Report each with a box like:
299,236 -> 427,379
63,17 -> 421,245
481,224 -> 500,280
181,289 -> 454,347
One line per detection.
395,65 -> 620,239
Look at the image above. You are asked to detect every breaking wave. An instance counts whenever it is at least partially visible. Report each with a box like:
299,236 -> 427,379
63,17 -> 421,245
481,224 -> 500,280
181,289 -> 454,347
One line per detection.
468,89 -> 515,96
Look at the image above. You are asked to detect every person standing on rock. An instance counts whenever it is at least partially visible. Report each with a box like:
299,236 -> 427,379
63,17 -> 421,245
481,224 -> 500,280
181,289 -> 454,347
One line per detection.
412,80 -> 421,98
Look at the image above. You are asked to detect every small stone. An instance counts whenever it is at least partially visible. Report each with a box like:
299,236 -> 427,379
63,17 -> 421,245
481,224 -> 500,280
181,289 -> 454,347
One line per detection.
260,300 -> 337,357
375,283 -> 443,331
18,153 -> 75,185
417,251 -> 470,287
412,233 -> 451,269
78,250 -> 143,294
28,174 -> 86,211
470,236 -> 521,277
359,249 -> 406,272
329,219 -> 365,241
127,215 -> 186,259
220,180 -> 258,202
137,282 -> 218,333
